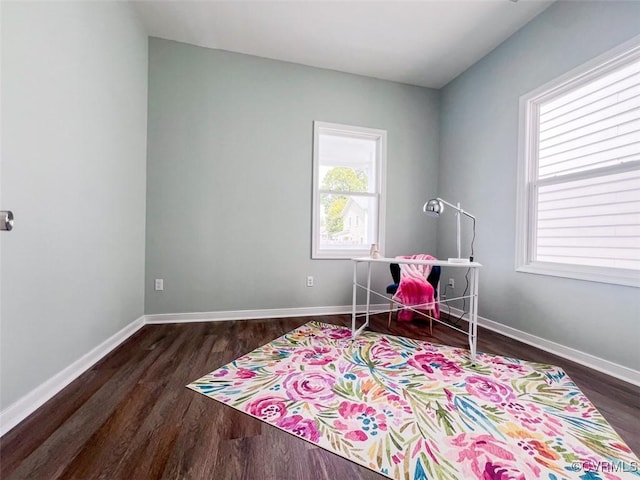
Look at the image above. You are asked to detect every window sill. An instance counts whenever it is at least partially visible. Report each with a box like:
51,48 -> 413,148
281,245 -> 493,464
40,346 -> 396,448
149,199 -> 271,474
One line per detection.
312,248 -> 376,260
516,262 -> 640,288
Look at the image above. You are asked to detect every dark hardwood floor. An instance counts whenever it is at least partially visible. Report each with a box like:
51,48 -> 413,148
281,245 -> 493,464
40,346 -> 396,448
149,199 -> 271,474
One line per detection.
1,314 -> 638,479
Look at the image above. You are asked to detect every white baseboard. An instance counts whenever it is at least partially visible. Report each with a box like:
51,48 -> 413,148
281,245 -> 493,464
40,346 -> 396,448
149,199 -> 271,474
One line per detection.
0,316 -> 146,437
144,303 -> 388,324
446,307 -> 640,387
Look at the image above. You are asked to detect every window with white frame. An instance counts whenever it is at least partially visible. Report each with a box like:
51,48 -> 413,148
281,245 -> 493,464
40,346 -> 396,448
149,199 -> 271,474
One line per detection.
516,40 -> 640,287
312,121 -> 386,259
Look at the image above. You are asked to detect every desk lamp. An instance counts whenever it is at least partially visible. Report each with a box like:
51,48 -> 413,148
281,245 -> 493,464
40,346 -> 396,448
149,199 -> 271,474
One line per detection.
423,197 -> 476,263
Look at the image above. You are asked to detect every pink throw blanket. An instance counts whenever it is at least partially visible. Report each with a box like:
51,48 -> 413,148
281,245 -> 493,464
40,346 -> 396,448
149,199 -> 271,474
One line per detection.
392,254 -> 440,322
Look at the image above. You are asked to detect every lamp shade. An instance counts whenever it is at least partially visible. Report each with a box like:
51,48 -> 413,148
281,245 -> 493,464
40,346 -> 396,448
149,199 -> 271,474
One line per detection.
423,198 -> 443,217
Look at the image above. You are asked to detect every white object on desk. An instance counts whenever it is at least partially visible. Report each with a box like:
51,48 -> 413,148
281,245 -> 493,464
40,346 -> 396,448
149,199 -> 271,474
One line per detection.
448,257 -> 470,264
351,256 -> 482,364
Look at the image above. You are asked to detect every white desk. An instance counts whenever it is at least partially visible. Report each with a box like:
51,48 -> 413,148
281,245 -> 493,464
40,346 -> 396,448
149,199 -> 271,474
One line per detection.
351,256 -> 482,364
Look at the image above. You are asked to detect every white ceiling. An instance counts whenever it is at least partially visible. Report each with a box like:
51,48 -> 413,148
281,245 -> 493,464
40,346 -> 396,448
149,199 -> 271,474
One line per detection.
132,0 -> 554,89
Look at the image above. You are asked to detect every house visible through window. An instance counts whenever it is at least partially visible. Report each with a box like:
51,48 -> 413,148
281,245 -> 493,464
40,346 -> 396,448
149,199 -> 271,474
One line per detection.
516,40 -> 640,287
312,121 -> 386,259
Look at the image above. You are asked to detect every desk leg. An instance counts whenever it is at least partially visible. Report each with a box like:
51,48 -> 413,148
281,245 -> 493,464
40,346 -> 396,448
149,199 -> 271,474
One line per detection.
352,261 -> 372,339
469,267 -> 479,364
351,261 -> 358,335
365,261 -> 372,330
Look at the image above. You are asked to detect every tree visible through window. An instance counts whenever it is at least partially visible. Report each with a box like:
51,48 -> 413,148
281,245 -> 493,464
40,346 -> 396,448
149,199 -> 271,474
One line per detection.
321,167 -> 367,239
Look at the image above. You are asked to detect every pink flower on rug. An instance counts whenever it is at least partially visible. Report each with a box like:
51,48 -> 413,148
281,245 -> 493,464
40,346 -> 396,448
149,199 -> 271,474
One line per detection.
292,346 -> 337,366
277,415 -> 321,443
465,375 -> 516,404
408,352 -> 463,377
283,372 -> 335,401
345,430 -> 368,442
382,393 -> 413,422
370,339 -> 404,364
483,461 -> 527,480
246,395 -> 288,422
338,401 -> 368,419
448,433 -> 540,480
325,327 -> 352,340
333,401 -> 388,442
235,368 -> 256,379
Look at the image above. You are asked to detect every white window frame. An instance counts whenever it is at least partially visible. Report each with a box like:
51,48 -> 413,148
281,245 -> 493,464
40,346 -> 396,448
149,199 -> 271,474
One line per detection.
515,37 -> 640,288
312,121 -> 387,260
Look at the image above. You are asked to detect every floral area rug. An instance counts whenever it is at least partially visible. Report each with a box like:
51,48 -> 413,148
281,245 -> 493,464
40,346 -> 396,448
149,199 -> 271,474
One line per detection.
187,321 -> 639,479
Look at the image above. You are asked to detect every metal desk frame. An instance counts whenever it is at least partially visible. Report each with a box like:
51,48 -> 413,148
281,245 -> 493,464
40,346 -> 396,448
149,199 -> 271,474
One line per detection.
351,256 -> 482,364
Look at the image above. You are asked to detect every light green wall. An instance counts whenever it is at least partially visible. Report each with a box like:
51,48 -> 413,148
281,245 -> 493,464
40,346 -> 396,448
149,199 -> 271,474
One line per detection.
0,1 -> 148,408
145,38 -> 440,314
439,1 -> 640,369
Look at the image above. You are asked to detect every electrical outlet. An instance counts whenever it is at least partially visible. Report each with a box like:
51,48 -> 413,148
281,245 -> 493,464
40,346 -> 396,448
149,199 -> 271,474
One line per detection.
448,278 -> 455,288
306,276 -> 314,287
155,278 -> 164,291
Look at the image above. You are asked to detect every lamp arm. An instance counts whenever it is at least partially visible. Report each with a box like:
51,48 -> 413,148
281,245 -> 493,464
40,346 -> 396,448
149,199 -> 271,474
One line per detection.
436,197 -> 476,220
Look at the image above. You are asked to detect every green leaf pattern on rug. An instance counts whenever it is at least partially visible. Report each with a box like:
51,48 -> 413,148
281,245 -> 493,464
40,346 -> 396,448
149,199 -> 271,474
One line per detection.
187,321 -> 640,480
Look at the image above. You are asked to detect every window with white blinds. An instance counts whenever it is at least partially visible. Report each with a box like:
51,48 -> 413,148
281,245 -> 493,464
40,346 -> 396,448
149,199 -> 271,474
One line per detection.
516,40 -> 640,287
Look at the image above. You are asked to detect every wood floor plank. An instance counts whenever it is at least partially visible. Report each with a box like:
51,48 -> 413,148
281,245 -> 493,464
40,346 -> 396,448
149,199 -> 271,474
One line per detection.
1,314 -> 638,480
104,325 -> 211,480
3,332 -> 169,480
0,327 -> 164,478
159,395 -> 223,480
